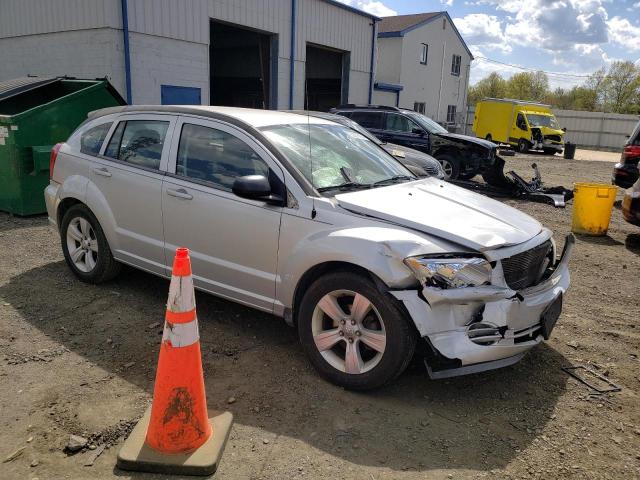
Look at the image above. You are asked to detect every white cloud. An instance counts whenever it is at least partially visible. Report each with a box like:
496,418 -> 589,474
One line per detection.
454,14 -> 511,53
335,0 -> 397,17
441,0 -> 454,6
608,16 -> 640,51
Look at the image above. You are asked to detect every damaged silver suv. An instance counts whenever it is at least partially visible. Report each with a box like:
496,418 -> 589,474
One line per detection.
45,106 -> 572,390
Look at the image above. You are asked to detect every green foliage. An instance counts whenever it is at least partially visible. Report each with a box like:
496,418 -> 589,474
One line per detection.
469,62 -> 640,114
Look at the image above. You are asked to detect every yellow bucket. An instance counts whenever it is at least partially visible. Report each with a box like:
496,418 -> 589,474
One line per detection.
571,183 -> 617,236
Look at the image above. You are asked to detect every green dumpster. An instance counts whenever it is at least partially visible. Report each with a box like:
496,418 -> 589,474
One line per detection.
0,76 -> 126,215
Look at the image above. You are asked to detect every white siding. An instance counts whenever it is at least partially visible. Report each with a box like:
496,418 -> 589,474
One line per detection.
376,15 -> 472,124
372,89 -> 397,106
0,0 -> 375,109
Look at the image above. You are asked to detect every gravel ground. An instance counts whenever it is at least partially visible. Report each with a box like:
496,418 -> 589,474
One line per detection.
1,152 -> 639,480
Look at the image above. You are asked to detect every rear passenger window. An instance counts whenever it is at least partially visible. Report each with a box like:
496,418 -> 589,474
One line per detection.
385,113 -> 416,133
80,123 -> 111,156
350,112 -> 383,129
104,120 -> 169,170
176,123 -> 268,191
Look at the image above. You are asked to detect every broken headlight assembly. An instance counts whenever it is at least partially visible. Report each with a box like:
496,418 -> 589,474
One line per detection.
403,256 -> 492,288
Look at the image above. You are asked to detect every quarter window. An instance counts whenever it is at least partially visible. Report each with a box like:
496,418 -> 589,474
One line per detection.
451,54 -> 461,76
104,120 -> 169,170
80,123 -> 112,156
420,43 -> 428,65
176,123 -> 268,191
446,105 -> 457,124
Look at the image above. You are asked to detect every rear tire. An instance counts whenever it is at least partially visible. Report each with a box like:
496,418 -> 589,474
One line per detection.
60,204 -> 121,284
436,155 -> 461,180
297,271 -> 416,391
517,138 -> 529,153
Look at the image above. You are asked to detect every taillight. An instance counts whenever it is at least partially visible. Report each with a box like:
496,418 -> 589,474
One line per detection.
621,145 -> 640,166
49,143 -> 62,180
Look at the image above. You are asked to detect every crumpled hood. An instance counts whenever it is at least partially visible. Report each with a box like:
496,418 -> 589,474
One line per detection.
436,132 -> 495,149
536,126 -> 565,136
335,179 -> 542,251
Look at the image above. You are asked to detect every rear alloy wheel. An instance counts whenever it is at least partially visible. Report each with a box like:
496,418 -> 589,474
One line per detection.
60,204 -> 121,283
437,155 -> 461,180
298,272 -> 416,390
518,138 -> 529,153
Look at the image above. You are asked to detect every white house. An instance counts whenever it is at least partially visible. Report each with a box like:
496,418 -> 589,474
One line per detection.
0,0 -> 378,110
373,12 -> 473,128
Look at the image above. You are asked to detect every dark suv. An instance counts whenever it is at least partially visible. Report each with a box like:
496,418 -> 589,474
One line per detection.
331,105 -> 497,180
613,120 -> 640,189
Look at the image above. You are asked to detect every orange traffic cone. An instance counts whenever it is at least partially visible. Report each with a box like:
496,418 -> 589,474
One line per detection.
117,248 -> 233,476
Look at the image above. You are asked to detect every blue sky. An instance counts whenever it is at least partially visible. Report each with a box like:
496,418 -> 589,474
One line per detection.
338,0 -> 640,88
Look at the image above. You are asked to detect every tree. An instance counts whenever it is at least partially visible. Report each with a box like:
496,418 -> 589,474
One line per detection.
601,61 -> 640,114
467,72 -> 507,105
505,71 -> 549,102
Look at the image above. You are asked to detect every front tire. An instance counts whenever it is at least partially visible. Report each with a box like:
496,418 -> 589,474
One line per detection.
436,155 -> 461,180
517,138 -> 530,153
298,272 -> 416,390
60,204 -> 121,284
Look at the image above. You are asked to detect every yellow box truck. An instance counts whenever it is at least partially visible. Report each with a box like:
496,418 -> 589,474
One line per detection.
473,98 -> 565,155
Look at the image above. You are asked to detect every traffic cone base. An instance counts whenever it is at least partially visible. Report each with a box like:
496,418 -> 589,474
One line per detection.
117,407 -> 233,476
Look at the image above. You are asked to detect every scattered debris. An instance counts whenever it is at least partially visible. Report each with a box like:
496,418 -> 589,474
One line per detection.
30,459 -> 39,467
147,322 -> 160,330
567,341 -> 579,349
65,435 -> 88,453
2,446 -> 25,463
227,396 -> 236,404
123,362 -> 136,369
83,445 -> 105,467
5,347 -> 68,365
562,365 -> 622,394
452,159 -> 573,208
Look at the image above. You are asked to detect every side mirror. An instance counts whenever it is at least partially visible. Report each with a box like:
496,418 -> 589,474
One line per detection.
232,174 -> 284,206
411,127 -> 425,136
562,127 -> 567,132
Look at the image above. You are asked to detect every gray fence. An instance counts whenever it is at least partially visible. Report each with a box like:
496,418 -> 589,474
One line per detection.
463,106 -> 638,151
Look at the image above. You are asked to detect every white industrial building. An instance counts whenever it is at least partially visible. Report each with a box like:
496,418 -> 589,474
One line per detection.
373,12 -> 473,127
0,0 -> 378,110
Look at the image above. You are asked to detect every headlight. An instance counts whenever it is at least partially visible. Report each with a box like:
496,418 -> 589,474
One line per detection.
403,256 -> 492,288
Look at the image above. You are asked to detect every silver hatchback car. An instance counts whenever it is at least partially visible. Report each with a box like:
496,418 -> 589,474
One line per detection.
45,106 -> 572,390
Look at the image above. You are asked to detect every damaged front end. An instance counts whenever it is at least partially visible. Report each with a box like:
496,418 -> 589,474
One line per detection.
391,232 -> 574,379
531,127 -> 564,153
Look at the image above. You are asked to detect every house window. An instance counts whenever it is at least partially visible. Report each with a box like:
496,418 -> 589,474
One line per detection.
451,55 -> 461,76
446,105 -> 457,124
420,43 -> 428,65
414,102 -> 426,114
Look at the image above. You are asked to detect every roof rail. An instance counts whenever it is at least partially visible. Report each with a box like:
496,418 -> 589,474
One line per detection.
335,104 -> 401,111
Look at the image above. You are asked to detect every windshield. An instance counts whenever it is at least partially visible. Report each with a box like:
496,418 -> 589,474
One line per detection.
526,114 -> 559,129
405,112 -> 448,134
261,123 -> 413,192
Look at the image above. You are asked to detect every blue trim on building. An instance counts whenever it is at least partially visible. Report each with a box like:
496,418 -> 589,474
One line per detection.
368,20 -> 377,104
378,12 -> 474,60
321,0 -> 381,20
374,82 -> 403,92
120,0 -> 132,104
289,0 -> 297,109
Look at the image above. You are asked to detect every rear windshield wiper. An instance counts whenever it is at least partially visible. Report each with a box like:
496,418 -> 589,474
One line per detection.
372,175 -> 414,186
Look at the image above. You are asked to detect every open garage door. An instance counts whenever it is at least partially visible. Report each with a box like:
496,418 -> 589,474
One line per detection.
305,44 -> 349,112
210,21 -> 276,109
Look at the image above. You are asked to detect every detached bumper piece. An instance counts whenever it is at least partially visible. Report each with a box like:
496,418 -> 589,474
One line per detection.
451,157 -> 573,208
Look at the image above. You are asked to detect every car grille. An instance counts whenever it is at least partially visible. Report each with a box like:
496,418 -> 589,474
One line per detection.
501,240 -> 553,290
544,135 -> 562,143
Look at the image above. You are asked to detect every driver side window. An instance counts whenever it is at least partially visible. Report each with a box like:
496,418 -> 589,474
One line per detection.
516,113 -> 528,131
176,123 -> 269,191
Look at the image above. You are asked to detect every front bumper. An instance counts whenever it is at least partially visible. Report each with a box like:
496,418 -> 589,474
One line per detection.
392,235 -> 574,378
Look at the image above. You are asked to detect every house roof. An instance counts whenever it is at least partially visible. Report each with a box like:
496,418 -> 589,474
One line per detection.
378,12 -> 441,33
378,11 -> 474,60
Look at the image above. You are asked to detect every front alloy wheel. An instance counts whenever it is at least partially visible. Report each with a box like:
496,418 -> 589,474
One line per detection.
312,290 -> 386,374
298,272 -> 416,390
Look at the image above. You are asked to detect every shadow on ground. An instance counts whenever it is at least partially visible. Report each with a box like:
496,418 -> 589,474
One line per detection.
1,262 -> 569,473
626,234 -> 640,256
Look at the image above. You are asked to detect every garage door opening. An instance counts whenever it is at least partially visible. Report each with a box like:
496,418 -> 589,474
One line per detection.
210,21 -> 276,109
305,44 -> 349,112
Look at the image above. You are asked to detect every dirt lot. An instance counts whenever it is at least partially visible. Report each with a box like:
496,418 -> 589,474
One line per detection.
1,152 -> 639,480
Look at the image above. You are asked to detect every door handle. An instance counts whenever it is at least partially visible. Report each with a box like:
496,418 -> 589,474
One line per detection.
93,167 -> 112,177
166,188 -> 193,200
